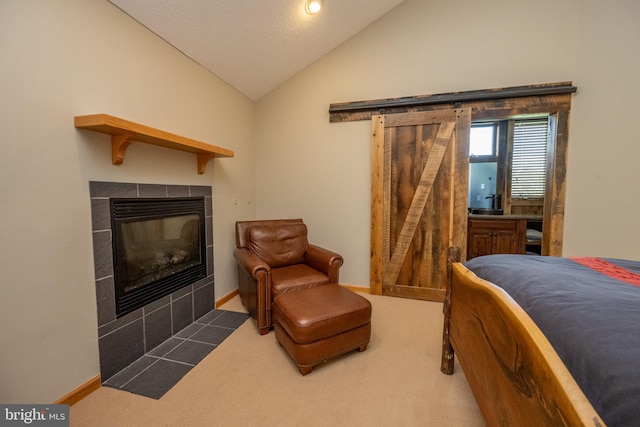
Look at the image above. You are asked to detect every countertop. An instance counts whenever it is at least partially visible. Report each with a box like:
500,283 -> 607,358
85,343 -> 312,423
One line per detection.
468,214 -> 543,220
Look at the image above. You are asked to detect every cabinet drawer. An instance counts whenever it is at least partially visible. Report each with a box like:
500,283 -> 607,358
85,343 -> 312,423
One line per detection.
468,219 -> 518,231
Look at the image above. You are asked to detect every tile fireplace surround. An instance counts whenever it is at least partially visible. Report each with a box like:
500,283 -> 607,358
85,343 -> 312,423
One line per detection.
89,181 -> 216,383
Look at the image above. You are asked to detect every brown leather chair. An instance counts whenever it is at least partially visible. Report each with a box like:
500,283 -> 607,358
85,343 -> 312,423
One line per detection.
233,219 -> 343,335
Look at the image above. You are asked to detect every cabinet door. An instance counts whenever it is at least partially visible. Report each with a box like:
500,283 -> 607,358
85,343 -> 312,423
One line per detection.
468,230 -> 493,259
493,230 -> 518,254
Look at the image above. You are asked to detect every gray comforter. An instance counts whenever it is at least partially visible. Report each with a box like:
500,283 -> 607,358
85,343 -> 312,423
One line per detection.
464,254 -> 640,427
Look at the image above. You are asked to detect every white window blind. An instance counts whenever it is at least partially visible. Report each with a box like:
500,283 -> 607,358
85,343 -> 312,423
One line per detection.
511,119 -> 548,198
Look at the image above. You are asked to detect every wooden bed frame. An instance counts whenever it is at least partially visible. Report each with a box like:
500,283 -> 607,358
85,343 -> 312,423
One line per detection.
441,248 -> 605,426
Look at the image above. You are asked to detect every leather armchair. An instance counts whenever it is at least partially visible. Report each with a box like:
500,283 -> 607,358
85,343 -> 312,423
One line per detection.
233,219 -> 343,335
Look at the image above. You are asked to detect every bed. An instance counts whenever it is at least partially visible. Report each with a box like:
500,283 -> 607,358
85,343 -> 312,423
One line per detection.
441,250 -> 640,426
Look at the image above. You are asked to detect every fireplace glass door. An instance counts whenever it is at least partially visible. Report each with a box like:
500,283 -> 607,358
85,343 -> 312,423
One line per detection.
111,198 -> 207,317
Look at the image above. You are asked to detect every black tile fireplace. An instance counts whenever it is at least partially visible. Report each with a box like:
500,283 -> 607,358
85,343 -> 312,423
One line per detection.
89,181 -> 216,381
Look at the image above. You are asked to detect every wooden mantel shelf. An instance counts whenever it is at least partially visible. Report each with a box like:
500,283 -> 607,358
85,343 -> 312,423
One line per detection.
74,114 -> 234,174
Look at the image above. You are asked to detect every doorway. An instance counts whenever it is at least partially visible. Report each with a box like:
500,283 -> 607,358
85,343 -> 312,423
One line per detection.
330,83 -> 574,299
370,94 -> 571,298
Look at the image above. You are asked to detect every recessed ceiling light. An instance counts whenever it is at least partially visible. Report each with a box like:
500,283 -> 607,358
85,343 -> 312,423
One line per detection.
305,0 -> 322,15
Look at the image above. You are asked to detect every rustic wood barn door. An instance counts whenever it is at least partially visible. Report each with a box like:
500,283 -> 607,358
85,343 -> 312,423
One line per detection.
370,109 -> 470,301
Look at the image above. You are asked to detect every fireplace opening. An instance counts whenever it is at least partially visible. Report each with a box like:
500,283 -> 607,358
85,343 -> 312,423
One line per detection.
111,197 -> 207,317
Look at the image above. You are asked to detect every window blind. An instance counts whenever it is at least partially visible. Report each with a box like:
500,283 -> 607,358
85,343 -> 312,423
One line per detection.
511,119 -> 548,198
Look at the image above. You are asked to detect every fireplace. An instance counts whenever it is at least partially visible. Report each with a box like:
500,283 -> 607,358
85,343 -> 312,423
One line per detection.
111,197 -> 207,317
90,181 -> 216,381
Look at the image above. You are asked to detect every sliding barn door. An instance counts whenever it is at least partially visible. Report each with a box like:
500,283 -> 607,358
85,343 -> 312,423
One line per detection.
370,109 -> 470,301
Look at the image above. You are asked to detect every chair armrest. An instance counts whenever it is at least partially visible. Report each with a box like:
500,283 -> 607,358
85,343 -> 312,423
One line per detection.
233,247 -> 272,335
305,244 -> 344,283
233,247 -> 270,278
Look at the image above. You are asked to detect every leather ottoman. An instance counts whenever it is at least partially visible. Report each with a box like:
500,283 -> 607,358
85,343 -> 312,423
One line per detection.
272,284 -> 372,375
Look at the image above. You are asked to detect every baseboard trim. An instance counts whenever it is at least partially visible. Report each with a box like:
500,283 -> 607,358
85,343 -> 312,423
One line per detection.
215,288 -> 239,308
342,284 -> 371,294
54,375 -> 101,406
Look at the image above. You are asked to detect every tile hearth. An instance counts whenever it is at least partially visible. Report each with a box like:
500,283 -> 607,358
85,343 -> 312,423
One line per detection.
103,309 -> 249,399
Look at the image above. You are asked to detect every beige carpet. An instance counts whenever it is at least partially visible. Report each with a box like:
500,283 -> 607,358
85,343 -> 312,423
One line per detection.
71,293 -> 484,426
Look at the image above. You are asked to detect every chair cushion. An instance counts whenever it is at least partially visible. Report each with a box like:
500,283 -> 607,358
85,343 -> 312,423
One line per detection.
247,224 -> 308,268
271,264 -> 329,297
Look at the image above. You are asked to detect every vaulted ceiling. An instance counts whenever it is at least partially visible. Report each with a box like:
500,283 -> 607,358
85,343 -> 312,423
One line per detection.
108,0 -> 406,101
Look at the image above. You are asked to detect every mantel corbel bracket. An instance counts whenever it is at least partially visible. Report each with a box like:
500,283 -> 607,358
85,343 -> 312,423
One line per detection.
197,153 -> 215,175
111,133 -> 135,165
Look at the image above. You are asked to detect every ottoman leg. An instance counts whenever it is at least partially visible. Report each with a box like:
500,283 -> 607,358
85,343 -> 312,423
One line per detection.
359,343 -> 368,352
298,365 -> 313,376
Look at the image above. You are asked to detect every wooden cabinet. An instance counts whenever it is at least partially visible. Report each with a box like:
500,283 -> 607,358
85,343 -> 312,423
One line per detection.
467,217 -> 527,259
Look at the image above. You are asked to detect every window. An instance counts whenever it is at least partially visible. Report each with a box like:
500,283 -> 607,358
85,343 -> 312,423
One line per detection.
469,123 -> 497,157
511,118 -> 548,198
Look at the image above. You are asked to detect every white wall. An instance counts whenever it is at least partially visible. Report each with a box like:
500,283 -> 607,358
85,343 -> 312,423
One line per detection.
254,0 -> 640,289
563,0 -> 640,257
0,0 -> 255,403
